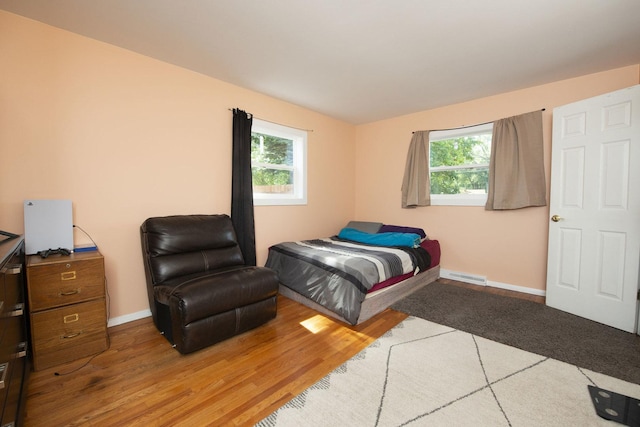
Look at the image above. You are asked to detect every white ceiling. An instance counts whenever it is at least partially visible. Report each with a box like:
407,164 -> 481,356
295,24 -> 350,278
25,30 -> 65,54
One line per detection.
2,0 -> 639,124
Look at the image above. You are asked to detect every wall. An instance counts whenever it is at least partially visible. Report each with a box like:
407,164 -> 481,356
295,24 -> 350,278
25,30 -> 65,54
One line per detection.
2,11 -> 638,324
354,65 -> 640,293
0,11 -> 356,324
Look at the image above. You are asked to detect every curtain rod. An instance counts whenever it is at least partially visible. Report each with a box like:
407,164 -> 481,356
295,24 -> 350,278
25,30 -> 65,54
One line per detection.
413,108 -> 545,134
229,108 -> 314,132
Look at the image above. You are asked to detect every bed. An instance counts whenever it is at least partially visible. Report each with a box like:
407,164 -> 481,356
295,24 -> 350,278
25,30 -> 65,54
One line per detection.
265,221 -> 441,325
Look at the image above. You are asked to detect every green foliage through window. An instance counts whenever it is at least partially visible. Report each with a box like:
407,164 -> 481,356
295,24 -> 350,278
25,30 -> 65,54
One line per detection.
251,133 -> 294,188
430,133 -> 491,195
250,119 -> 307,205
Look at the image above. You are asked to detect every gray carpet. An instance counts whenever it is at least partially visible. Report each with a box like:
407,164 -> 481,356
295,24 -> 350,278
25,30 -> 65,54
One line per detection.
391,280 -> 640,385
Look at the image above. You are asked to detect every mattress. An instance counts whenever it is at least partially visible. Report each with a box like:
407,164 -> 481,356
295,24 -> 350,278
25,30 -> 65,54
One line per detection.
266,237 -> 440,325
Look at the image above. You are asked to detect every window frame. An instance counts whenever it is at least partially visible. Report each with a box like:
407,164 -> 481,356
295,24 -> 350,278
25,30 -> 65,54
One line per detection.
251,119 -> 308,206
429,123 -> 493,207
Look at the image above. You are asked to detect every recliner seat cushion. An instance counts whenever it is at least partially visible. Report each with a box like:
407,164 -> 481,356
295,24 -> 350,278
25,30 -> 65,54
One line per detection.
155,266 -> 279,325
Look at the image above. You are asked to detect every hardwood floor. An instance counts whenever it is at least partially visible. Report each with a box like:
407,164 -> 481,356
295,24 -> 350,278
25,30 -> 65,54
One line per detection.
24,295 -> 407,426
24,280 -> 543,426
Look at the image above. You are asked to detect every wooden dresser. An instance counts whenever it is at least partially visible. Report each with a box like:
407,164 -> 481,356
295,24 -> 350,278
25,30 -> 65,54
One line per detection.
0,236 -> 29,426
26,251 -> 108,371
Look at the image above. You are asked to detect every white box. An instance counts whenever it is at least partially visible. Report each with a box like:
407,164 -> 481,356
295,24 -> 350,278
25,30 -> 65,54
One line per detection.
24,199 -> 73,254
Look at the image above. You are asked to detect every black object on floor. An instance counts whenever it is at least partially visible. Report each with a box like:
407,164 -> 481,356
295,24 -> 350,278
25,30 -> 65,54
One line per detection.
589,385 -> 640,426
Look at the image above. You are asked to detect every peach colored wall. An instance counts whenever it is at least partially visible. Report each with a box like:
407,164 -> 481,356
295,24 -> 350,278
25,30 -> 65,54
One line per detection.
0,12 -> 355,322
355,65 -> 640,293
2,11 -> 638,323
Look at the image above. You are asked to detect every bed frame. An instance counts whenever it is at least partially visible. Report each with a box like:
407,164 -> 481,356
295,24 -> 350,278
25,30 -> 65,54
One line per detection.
278,265 -> 440,325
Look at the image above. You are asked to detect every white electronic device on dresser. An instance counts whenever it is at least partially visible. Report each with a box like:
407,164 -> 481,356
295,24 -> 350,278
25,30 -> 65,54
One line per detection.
23,199 -> 73,255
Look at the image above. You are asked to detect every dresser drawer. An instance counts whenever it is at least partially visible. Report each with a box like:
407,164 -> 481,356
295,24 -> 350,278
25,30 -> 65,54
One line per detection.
1,355 -> 25,427
31,298 -> 108,371
27,256 -> 105,311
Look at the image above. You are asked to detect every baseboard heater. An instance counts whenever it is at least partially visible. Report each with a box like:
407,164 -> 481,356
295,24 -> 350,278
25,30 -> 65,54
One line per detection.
440,269 -> 487,286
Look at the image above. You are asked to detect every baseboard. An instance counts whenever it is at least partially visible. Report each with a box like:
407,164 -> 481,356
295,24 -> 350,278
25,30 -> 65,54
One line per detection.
487,279 -> 546,297
440,269 -> 487,286
108,309 -> 152,328
440,269 -> 546,297
104,271 -> 545,328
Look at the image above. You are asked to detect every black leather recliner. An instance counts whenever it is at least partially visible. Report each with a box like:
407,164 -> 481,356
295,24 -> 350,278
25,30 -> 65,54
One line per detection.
140,214 -> 279,354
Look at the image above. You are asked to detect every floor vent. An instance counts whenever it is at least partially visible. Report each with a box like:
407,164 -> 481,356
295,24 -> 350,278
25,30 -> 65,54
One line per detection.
441,270 -> 487,286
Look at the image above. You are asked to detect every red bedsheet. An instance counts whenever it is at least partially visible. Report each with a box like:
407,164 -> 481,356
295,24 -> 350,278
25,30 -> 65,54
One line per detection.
367,239 -> 440,293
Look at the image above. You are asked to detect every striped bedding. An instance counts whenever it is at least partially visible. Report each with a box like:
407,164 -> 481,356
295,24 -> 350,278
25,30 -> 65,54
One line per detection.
265,237 -> 431,324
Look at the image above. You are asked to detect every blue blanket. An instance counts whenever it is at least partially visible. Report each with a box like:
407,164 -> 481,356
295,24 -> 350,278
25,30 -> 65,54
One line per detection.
338,227 -> 421,248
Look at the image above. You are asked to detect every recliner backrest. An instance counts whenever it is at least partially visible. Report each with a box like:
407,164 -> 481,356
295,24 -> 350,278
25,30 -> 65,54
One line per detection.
141,214 -> 245,285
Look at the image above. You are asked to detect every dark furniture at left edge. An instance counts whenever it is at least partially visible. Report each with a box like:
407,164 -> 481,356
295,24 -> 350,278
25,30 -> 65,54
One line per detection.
0,236 -> 29,427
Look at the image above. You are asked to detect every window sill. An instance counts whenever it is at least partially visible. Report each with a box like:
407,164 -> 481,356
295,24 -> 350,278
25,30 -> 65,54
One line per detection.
430,194 -> 487,207
254,195 -> 307,206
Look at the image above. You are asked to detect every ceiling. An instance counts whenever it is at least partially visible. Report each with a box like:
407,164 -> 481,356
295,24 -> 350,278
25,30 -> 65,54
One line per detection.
2,0 -> 639,124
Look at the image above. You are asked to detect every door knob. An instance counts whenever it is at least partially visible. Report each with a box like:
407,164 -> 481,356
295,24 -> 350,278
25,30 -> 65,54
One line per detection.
551,215 -> 563,222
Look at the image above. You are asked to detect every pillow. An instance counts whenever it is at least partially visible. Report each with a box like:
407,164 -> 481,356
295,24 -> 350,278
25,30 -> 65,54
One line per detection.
379,224 -> 427,239
338,227 -> 421,248
345,221 -> 383,234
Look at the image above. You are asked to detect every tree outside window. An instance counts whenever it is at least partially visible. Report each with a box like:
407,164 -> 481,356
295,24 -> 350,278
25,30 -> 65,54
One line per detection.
430,134 -> 491,194
429,123 -> 492,206
250,119 -> 307,206
251,133 -> 294,194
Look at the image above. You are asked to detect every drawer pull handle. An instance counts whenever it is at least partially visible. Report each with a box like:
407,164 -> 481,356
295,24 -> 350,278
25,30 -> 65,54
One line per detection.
64,313 -> 79,323
14,342 -> 27,359
61,271 -> 77,281
0,264 -> 21,275
5,303 -> 24,317
0,363 -> 7,389
59,289 -> 80,297
62,331 -> 82,339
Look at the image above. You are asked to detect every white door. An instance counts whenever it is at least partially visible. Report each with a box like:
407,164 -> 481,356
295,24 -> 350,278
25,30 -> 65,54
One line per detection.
546,85 -> 640,333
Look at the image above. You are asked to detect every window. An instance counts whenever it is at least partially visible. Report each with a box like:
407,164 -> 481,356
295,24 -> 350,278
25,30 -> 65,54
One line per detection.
429,123 -> 492,206
251,119 -> 307,206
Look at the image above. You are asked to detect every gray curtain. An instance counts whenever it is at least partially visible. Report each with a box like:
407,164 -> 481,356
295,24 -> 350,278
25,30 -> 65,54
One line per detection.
401,131 -> 430,208
485,110 -> 546,210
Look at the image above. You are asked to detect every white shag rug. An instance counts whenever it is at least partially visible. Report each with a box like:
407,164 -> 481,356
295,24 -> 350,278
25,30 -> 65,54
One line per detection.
257,316 -> 640,426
